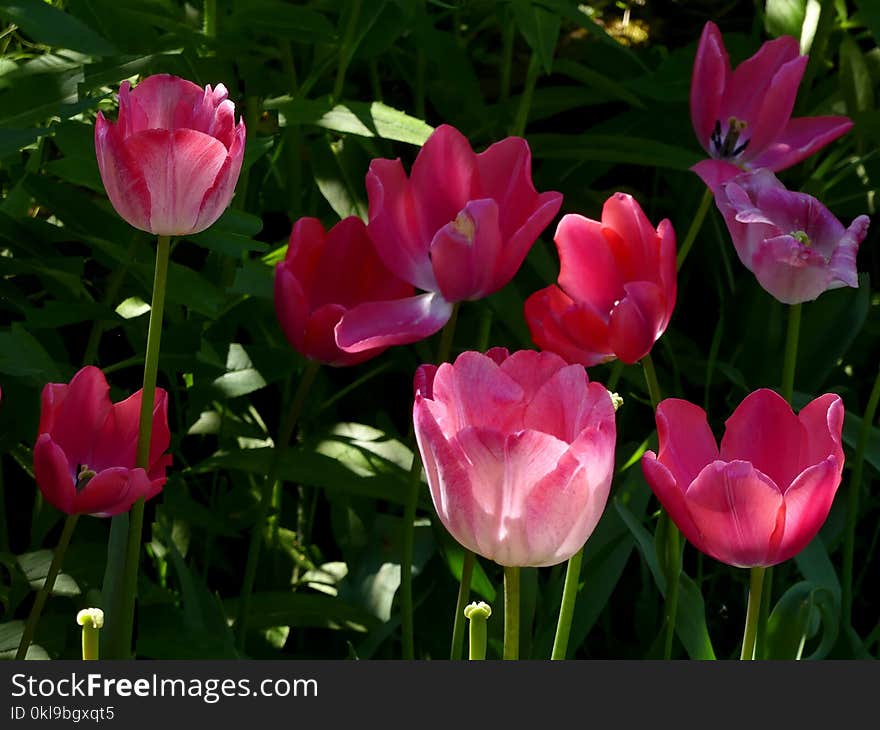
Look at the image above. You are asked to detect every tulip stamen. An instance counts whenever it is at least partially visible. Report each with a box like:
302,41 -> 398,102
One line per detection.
711,117 -> 750,160
75,464 -> 97,491
452,211 -> 476,242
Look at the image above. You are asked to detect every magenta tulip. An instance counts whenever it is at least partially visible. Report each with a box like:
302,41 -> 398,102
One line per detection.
33,366 -> 172,517
413,348 -> 616,567
641,389 -> 844,568
524,193 -> 676,366
95,74 -> 246,236
691,21 -> 851,184
700,168 -> 869,304
274,216 -> 413,367
335,125 -> 563,353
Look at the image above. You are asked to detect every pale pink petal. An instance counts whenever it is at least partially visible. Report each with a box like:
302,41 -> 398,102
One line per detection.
335,292 -> 453,352
95,112 -> 151,232
193,120 -> 246,233
750,234 -> 838,304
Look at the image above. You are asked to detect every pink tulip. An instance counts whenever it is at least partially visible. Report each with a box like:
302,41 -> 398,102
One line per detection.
95,74 -> 246,236
641,389 -> 844,568
274,216 -> 413,367
524,193 -> 677,366
33,366 -> 172,517
413,348 -> 616,567
335,125 -> 563,353
691,21 -> 852,185
700,168 -> 869,304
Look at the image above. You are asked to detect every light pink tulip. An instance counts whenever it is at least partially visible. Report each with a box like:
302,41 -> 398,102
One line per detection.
34,366 -> 172,517
413,348 -> 616,568
274,216 -> 413,367
701,168 -> 869,304
95,74 -> 246,236
336,125 -> 563,353
691,21 -> 852,185
641,389 -> 844,568
524,193 -> 677,366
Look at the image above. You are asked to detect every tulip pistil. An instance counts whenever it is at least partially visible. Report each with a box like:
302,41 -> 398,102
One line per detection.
791,230 -> 812,247
75,464 -> 97,491
711,117 -> 750,159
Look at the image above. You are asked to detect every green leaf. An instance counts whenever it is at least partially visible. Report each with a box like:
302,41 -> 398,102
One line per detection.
267,97 -> 434,145
528,132 -> 701,170
0,127 -> 49,158
227,2 -> 336,42
17,550 -> 81,597
763,581 -> 837,659
0,324 -> 62,383
0,0 -> 117,56
840,34 -> 876,116
511,0 -> 560,74
854,0 -> 880,45
310,136 -> 368,220
222,592 -> 380,632
0,621 -> 48,660
764,0 -> 807,40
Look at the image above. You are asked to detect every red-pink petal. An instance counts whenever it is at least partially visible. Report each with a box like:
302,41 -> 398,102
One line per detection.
524,286 -> 613,366
555,213 -> 623,311
796,394 -> 844,478
748,116 -> 854,171
95,112 -> 152,232
690,21 -> 730,152
33,434 -> 75,515
274,259 -> 312,356
641,452 -> 705,554
607,281 -> 668,364
654,398 -> 719,488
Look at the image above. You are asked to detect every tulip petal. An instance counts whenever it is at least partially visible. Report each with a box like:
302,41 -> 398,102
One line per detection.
497,349 -> 571,409
274,259 -> 312,356
431,198 -> 502,302
523,363 -> 595,442
750,234 -> 838,304
193,120 -> 246,234
474,136 -> 536,237
774,457 -> 841,563
493,190 -> 563,291
556,213 -> 623,311
366,158 -> 437,290
335,292 -> 453,353
796,393 -> 844,477
122,128 -> 229,236
33,434 -> 75,515
685,460 -> 785,568
690,21 -> 730,153
749,116 -> 854,171
654,398 -> 719,488
524,286 -> 613,367
95,112 -> 152,232
641,453 -> 705,554
691,159 -> 743,192
73,466 -> 155,517
720,388 -> 805,489
607,281 -> 668,364
125,74 -> 206,133
601,193 -> 663,282
410,124 -> 476,237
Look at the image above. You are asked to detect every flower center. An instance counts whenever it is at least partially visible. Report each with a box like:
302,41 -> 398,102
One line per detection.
75,463 -> 97,491
710,117 -> 750,159
791,230 -> 811,247
452,211 -> 475,242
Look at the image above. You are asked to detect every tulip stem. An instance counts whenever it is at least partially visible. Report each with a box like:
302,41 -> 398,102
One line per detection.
449,551 -> 475,660
509,52 -> 540,138
235,359 -> 321,652
780,303 -> 802,404
16,514 -> 79,660
464,601 -> 491,660
641,353 -> 662,410
551,546 -> 583,659
842,365 -> 880,626
676,186 -> 713,271
741,566 -> 766,660
503,566 -> 520,659
103,234 -> 171,660
203,0 -> 216,38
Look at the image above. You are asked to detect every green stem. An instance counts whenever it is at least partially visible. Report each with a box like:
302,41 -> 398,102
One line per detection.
449,551 -> 475,660
641,353 -> 662,410
77,608 -> 104,661
464,602 -> 491,660
551,546 -> 583,659
741,566 -> 766,660
435,302 -> 460,365
203,0 -> 216,38
235,359 -> 321,651
509,52 -> 540,137
842,366 -> 880,625
104,234 -> 171,660
503,566 -> 520,659
661,519 -> 681,659
333,0 -> 362,101
675,186 -> 713,271
780,303 -> 802,404
16,514 -> 79,659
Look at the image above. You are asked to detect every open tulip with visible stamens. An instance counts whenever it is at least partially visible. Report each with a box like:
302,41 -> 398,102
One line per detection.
691,21 -> 852,187
335,125 -> 563,354
413,348 -> 616,568
33,366 -> 172,517
699,168 -> 870,304
524,193 -> 676,366
641,389 -> 844,568
95,74 -> 246,236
